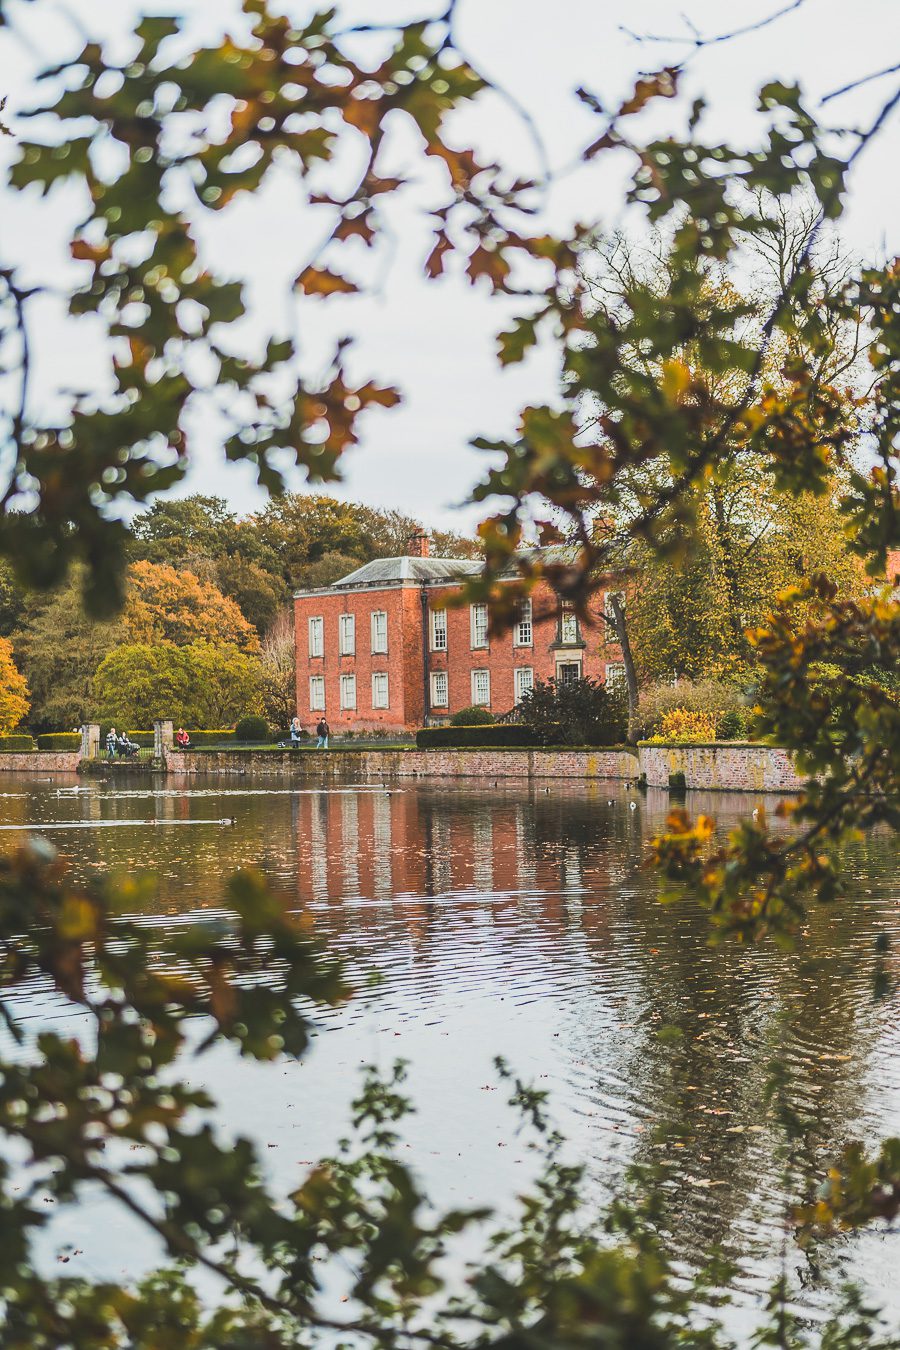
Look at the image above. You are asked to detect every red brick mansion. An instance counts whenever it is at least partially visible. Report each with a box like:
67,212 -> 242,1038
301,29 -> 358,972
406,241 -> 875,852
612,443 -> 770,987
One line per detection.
293,532 -> 626,734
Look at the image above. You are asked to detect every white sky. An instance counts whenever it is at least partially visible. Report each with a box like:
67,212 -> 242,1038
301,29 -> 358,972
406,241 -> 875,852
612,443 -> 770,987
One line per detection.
1,0 -> 898,536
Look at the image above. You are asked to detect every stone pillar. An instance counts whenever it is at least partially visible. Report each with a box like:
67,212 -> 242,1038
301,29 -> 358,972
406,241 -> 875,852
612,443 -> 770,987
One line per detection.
153,719 -> 174,760
80,723 -> 100,759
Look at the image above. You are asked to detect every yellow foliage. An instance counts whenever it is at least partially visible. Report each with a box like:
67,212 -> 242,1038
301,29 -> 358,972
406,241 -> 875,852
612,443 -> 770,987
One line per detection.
656,708 -> 718,742
0,637 -> 29,732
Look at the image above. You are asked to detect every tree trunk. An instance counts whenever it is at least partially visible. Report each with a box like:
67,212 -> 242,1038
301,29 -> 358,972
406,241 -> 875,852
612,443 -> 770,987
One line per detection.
608,593 -> 640,745
709,485 -> 748,656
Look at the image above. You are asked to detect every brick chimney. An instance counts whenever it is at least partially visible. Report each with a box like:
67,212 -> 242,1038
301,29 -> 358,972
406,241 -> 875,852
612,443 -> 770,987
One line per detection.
406,528 -> 430,558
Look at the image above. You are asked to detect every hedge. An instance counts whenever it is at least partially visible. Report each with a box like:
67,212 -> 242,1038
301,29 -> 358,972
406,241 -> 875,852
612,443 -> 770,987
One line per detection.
183,730 -> 237,747
416,724 -> 540,749
36,733 -> 81,751
0,735 -> 36,752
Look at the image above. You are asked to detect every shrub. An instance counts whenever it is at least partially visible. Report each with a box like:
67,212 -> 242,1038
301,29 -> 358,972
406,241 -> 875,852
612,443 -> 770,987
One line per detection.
654,708 -> 717,742
0,734 -> 36,752
637,678 -> 749,739
450,706 -> 494,726
235,715 -> 272,743
35,733 -> 81,751
717,708 -> 750,740
417,725 -> 540,749
515,677 -> 627,747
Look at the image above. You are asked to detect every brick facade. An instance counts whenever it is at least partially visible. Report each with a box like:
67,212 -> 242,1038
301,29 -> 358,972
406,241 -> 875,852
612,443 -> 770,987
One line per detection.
293,542 -> 625,733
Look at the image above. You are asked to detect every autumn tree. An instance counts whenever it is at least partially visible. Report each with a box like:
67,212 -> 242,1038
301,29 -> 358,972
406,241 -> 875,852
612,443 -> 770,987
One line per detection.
0,636 -> 29,731
124,561 -> 260,653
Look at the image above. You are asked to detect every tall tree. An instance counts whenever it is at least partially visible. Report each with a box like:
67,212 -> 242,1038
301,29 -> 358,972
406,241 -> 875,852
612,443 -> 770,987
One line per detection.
0,636 -> 29,731
13,574 -> 118,731
124,561 -> 260,653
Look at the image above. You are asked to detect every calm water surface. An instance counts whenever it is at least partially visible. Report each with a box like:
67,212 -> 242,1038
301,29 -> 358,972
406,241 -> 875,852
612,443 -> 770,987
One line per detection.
2,771 -> 899,1332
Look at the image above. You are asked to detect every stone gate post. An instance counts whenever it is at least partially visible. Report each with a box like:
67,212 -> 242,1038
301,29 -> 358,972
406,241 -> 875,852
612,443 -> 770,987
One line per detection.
80,723 -> 100,759
153,719 -> 174,760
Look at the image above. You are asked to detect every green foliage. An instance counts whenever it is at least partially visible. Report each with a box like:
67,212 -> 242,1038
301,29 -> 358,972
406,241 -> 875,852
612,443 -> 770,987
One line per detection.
13,573 -> 118,732
0,734 -> 35,751
95,642 -> 263,729
34,732 -> 80,750
234,715 -> 271,743
651,578 -> 900,944
516,676 -> 627,747
417,724 -> 539,748
449,705 -> 495,726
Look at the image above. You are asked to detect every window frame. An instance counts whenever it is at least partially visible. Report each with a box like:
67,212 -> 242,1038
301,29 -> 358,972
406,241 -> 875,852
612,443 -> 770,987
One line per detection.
371,672 -> 389,710
471,668 -> 491,707
514,666 -> 534,702
430,606 -> 448,652
513,598 -> 533,647
603,590 -> 626,623
556,660 -> 582,687
470,602 -> 489,650
370,609 -> 388,654
308,615 -> 324,658
339,673 -> 357,710
309,674 -> 326,711
605,661 -> 627,692
559,602 -> 579,646
338,612 -> 356,656
430,670 -> 449,707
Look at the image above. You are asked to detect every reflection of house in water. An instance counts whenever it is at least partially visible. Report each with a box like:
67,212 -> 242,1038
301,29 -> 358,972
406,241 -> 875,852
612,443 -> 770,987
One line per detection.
293,788 -> 642,952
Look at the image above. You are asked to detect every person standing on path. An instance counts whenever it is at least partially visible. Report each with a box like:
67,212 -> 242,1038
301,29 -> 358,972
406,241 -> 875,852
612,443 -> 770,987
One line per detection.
106,727 -> 117,759
316,717 -> 329,750
289,716 -> 303,748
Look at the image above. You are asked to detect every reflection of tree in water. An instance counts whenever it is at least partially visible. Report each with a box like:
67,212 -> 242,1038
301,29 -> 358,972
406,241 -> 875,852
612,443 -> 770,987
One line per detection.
565,816 -> 898,1314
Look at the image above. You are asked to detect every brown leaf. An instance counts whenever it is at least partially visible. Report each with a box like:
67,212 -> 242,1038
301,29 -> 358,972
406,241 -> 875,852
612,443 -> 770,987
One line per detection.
295,267 -> 358,297
425,232 -> 453,278
618,67 -> 679,117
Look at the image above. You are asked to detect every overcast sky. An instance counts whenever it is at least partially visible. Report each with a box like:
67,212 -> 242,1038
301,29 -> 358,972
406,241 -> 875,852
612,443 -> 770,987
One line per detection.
1,0 -> 898,535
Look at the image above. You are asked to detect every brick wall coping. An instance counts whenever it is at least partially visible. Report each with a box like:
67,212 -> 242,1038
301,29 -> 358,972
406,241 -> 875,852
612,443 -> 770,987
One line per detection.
637,740 -> 771,750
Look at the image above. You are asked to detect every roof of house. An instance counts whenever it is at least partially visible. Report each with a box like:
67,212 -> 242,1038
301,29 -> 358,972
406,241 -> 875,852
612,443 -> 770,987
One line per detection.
294,541 -> 628,597
329,555 -> 483,588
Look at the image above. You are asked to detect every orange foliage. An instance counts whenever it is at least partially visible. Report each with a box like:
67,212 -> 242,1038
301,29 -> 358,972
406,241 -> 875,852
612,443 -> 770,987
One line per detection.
0,637 -> 29,731
124,561 -> 259,653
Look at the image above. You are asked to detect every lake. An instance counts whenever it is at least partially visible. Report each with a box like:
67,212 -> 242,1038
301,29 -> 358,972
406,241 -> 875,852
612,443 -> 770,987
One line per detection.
2,771 -> 899,1334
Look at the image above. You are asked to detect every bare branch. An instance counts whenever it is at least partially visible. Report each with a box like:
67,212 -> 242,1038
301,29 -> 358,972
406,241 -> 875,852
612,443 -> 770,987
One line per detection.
821,62 -> 900,106
621,0 -> 805,51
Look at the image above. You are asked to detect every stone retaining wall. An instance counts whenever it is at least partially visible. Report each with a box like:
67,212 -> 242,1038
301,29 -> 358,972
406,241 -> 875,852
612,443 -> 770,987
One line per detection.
165,743 -> 805,791
165,748 -> 641,781
0,752 -> 82,773
638,742 -> 804,792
